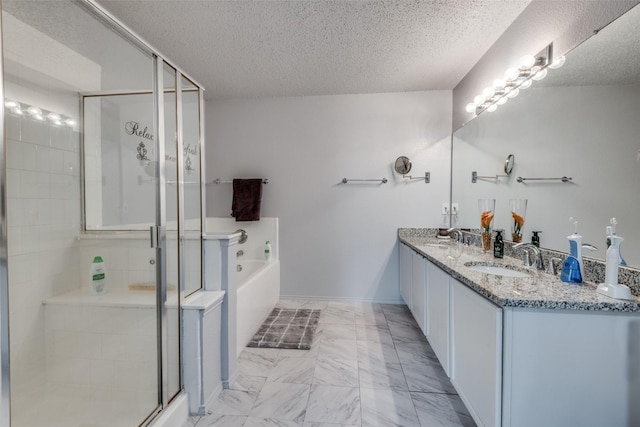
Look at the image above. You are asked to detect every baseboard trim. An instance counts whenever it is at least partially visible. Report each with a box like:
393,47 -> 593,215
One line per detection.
279,294 -> 404,305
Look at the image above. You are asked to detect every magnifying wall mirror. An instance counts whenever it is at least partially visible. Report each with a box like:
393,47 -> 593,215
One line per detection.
394,156 -> 412,175
504,154 -> 515,175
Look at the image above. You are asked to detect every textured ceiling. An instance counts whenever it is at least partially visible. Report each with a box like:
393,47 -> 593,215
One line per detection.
543,2 -> 640,87
97,0 -> 531,100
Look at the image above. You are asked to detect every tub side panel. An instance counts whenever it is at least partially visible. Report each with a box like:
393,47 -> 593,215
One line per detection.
236,260 -> 280,354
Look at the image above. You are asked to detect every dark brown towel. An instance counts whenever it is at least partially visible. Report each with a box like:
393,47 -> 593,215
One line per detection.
231,179 -> 263,221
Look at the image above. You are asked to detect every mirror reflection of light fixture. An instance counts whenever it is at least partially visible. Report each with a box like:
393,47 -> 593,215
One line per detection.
466,43 -> 566,117
5,99 -> 77,128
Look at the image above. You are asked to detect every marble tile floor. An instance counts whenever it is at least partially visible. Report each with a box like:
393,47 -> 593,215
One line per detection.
185,300 -> 475,427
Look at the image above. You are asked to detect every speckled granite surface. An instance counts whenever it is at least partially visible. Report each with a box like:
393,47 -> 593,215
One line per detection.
399,228 -> 640,312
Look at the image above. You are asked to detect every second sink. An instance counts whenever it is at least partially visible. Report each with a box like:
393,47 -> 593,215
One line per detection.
464,262 -> 532,278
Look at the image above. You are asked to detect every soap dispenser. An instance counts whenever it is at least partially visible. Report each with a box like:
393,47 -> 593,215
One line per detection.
560,218 -> 596,284
493,230 -> 504,259
597,220 -> 632,300
531,231 -> 541,247
607,218 -> 627,266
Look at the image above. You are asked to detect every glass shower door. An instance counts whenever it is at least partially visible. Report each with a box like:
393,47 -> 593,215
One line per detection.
1,1 -> 161,425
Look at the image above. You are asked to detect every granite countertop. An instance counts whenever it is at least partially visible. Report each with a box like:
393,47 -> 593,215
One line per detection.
399,231 -> 640,313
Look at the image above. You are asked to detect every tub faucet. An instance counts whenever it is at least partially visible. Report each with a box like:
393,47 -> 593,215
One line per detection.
447,228 -> 463,243
514,242 -> 544,270
236,250 -> 244,257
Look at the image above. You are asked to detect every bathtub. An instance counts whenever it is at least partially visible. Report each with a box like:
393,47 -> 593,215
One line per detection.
236,259 -> 281,354
203,217 -> 281,356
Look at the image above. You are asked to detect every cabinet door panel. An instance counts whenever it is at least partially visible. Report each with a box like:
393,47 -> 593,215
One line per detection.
451,279 -> 502,427
426,261 -> 450,375
411,252 -> 426,333
399,243 -> 412,306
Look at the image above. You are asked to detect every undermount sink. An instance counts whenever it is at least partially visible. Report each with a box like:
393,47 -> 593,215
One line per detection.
464,262 -> 532,278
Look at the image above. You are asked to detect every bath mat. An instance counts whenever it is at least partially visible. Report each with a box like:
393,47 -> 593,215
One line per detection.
248,308 -> 321,350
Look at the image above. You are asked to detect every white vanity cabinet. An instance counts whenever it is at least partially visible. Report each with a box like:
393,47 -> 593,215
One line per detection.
451,278 -> 502,427
399,243 -> 413,307
411,251 -> 427,333
399,237 -> 640,427
426,260 -> 450,375
501,308 -> 640,427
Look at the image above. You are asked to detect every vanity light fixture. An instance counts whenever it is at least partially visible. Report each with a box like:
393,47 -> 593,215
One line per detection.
465,43 -> 566,117
5,99 -> 77,128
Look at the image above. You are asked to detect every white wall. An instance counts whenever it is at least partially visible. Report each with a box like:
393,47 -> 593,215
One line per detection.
206,91 -> 452,302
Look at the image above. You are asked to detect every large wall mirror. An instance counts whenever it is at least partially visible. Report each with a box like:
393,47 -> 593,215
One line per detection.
452,3 -> 640,268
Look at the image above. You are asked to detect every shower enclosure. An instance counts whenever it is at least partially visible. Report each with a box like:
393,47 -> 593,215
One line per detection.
0,1 -> 205,425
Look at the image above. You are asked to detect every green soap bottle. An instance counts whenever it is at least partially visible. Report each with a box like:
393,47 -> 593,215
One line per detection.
493,230 -> 504,259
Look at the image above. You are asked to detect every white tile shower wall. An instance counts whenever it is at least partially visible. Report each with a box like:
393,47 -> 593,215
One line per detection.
5,110 -> 82,405
77,237 -> 157,290
206,91 -> 452,302
43,303 -> 177,404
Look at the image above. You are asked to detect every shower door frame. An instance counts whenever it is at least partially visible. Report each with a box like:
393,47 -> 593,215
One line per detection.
0,2 -> 10,426
0,0 -> 207,425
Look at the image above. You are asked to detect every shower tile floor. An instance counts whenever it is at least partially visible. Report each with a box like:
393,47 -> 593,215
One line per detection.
185,300 -> 475,427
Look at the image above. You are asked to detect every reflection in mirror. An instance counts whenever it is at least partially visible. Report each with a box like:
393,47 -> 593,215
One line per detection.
504,154 -> 515,175
452,3 -> 640,268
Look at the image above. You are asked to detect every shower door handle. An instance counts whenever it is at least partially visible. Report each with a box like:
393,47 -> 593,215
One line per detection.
150,225 -> 159,248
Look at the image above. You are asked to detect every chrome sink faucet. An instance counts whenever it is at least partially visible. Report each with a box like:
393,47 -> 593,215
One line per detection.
513,242 -> 544,271
447,228 -> 463,243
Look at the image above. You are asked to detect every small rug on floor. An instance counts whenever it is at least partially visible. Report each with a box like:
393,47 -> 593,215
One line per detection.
247,307 -> 321,350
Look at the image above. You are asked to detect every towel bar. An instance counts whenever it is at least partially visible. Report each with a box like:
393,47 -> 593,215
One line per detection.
516,176 -> 572,183
341,178 -> 388,184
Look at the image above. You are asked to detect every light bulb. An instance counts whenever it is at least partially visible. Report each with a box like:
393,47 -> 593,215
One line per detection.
65,119 -> 76,127
47,112 -> 61,121
483,87 -> 495,99
493,79 -> 506,90
531,68 -> 547,81
497,97 -> 508,106
549,55 -> 566,69
487,104 -> 498,113
5,99 -> 18,108
52,120 -> 62,126
11,107 -> 23,115
507,88 -> 519,98
34,114 -> 44,121
504,67 -> 520,82
519,55 -> 536,70
465,103 -> 476,113
520,79 -> 533,89
473,95 -> 485,106
27,106 -> 42,117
